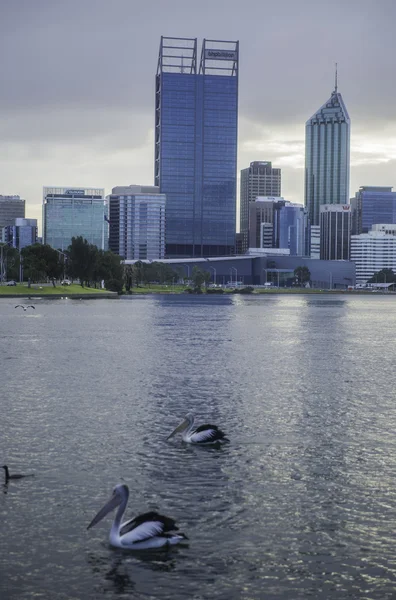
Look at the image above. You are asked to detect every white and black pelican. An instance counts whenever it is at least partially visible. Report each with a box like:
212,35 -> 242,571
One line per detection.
15,305 -> 35,311
87,483 -> 187,550
167,412 -> 230,444
2,465 -> 34,483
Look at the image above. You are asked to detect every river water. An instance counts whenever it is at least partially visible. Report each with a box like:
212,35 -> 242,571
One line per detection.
1,294 -> 396,599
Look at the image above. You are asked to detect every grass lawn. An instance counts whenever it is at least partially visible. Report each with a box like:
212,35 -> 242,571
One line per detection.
0,283 -> 113,295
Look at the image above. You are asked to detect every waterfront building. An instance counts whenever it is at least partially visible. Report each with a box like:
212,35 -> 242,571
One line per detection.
123,254 -> 355,289
351,224 -> 396,284
350,186 -> 396,234
0,195 -> 25,229
240,161 -> 281,253
155,37 -> 238,258
320,204 -> 351,260
305,76 -> 350,226
108,185 -> 166,260
43,187 -> 107,251
249,197 -> 309,256
4,218 -> 37,250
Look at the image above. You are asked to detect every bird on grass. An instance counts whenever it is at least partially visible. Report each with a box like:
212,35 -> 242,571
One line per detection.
167,412 -> 230,445
15,305 -> 35,311
87,483 -> 187,550
2,465 -> 34,483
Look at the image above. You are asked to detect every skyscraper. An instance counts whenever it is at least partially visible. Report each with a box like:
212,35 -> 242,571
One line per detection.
0,195 -> 25,229
240,161 -> 281,253
320,204 -> 351,260
43,187 -> 107,251
350,186 -> 396,234
155,37 -> 238,258
108,185 -> 166,260
305,74 -> 350,226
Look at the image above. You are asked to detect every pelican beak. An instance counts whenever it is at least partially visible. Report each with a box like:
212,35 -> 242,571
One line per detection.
166,418 -> 189,440
87,491 -> 122,530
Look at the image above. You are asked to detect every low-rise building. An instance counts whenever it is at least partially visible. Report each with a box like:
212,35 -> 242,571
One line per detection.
351,224 -> 396,284
3,218 -> 38,249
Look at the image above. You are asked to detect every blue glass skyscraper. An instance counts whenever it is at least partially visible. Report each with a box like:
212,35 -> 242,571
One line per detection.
155,37 -> 238,257
351,186 -> 396,234
305,75 -> 350,226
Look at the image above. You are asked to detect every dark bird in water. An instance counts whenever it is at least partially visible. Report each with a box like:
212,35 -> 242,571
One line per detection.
15,305 -> 35,311
2,465 -> 34,482
167,412 -> 230,445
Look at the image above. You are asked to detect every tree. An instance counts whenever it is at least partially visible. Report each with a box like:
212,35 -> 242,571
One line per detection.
294,266 -> 311,287
191,266 -> 206,291
367,268 -> 396,284
21,244 -> 62,286
0,244 -> 20,281
67,237 -> 96,287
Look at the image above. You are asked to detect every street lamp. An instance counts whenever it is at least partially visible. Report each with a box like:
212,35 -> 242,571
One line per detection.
230,266 -> 237,286
208,266 -> 216,284
324,270 -> 333,290
262,268 -> 267,285
182,263 -> 190,281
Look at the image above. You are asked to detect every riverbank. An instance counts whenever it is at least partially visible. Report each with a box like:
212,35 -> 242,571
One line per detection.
0,283 -> 118,298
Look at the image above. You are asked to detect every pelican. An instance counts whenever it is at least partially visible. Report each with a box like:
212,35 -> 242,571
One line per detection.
15,305 -> 35,311
167,412 -> 230,444
87,483 -> 187,549
2,465 -> 34,483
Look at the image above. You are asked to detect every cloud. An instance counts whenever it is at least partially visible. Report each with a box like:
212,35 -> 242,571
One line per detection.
1,0 -> 396,232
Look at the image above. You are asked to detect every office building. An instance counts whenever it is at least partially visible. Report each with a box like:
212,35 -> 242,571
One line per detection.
155,37 -> 238,258
310,225 -> 320,259
273,201 -> 309,257
240,161 -> 281,253
305,77 -> 350,226
248,197 -> 309,256
0,195 -> 25,229
320,204 -> 351,260
4,218 -> 38,250
108,185 -> 166,260
351,224 -> 396,284
350,186 -> 396,234
43,187 -> 107,251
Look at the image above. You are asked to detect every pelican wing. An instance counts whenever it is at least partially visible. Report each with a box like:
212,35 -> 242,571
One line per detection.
190,424 -> 228,443
120,511 -> 178,542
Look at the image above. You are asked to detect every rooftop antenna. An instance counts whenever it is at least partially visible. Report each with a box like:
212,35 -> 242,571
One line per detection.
334,62 -> 338,93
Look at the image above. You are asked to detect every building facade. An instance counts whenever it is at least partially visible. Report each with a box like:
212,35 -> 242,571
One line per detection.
0,195 -> 25,229
249,197 -> 309,256
155,37 -> 238,258
305,84 -> 350,226
350,186 -> 396,234
240,161 -> 281,253
108,185 -> 166,260
4,218 -> 38,250
43,187 -> 107,251
123,254 -> 356,289
310,225 -> 320,259
320,204 -> 351,260
351,225 -> 396,284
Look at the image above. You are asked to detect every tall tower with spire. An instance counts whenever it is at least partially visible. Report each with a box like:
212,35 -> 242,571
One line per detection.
304,67 -> 350,226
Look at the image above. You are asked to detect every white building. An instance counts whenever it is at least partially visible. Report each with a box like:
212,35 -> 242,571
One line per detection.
107,185 -> 166,260
351,224 -> 396,284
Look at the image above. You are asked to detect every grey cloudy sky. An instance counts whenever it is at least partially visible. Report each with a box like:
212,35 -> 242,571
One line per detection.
1,0 -> 396,233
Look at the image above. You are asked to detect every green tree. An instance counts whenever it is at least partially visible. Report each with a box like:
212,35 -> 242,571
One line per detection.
21,244 -> 62,286
67,237 -> 96,287
294,266 -> 311,287
0,244 -> 20,281
191,266 -> 206,291
367,268 -> 396,284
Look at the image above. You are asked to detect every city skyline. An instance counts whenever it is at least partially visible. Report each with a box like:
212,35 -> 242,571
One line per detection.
1,0 -> 396,234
